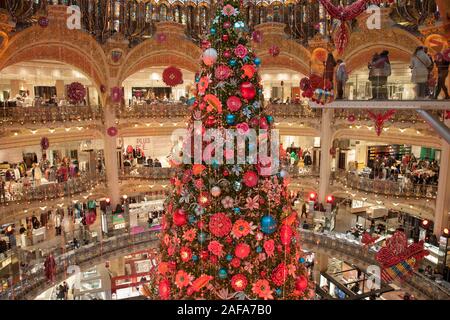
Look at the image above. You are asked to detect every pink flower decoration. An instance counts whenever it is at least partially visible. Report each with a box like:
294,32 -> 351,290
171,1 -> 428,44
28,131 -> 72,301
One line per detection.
264,239 -> 275,257
234,44 -> 248,59
226,96 -> 242,112
236,122 -> 250,135
221,196 -> 234,209
245,195 -> 260,211
243,170 -> 258,188
156,33 -> 167,43
215,65 -> 232,81
222,4 -> 237,16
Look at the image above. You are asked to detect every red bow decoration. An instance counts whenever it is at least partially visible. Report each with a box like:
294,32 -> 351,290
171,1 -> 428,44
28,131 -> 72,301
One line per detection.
318,0 -> 369,53
367,109 -> 395,136
162,66 -> 183,87
445,110 -> 450,120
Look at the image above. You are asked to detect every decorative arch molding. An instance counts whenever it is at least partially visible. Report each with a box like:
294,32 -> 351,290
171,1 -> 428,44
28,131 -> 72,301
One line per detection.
343,28 -> 423,72
252,22 -> 311,76
118,22 -> 202,83
333,129 -> 441,149
0,26 -> 109,89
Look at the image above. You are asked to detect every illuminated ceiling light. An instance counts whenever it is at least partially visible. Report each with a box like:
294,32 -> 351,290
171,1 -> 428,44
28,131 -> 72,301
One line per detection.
288,123 -> 293,126
416,130 -> 421,135
145,123 -> 151,127
65,128 -> 71,132
49,128 -> 55,133
349,125 -> 353,129
173,123 -> 178,126
77,127 -> 83,131
274,122 -> 280,126
13,132 -> 18,136
383,127 -> 389,132
134,124 -> 139,128
355,125 -> 361,129
399,128 -> 406,133
30,130 -> 37,134
159,123 -> 164,127
367,126 -> 373,130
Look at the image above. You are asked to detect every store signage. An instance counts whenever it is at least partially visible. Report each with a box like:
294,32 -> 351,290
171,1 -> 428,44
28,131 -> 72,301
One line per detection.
114,223 -> 126,230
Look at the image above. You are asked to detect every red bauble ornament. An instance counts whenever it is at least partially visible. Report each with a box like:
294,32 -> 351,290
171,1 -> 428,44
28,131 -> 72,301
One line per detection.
223,50 -> 232,58
300,77 -> 311,91
162,66 -> 183,87
200,250 -> 209,260
348,114 -> 355,122
223,169 -> 229,177
280,225 -> 293,246
223,21 -> 231,29
67,82 -> 86,103
249,117 -> 260,128
295,276 -> 308,291
222,34 -> 229,41
173,209 -> 187,227
259,116 -> 269,129
231,257 -> 241,268
197,221 -> 206,230
107,126 -> 118,137
240,82 -> 256,100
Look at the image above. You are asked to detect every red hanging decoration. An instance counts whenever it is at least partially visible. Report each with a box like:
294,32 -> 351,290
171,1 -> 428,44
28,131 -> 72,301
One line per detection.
40,137 -> 49,150
375,230 -> 428,282
107,126 -> 118,137
111,87 -> 123,103
445,110 -> 450,119
156,33 -> 167,43
67,82 -> 86,103
318,0 -> 369,53
38,16 -> 49,28
162,66 -> 183,87
347,114 -> 356,122
368,110 -> 395,136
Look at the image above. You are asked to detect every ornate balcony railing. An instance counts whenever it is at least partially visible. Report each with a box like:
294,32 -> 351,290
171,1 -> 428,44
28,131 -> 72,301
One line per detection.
0,229 -> 160,300
331,169 -> 438,199
2,228 -> 448,300
334,108 -> 445,124
116,102 -> 321,120
1,173 -> 104,206
299,229 -> 450,300
120,167 -> 176,180
0,104 -> 104,125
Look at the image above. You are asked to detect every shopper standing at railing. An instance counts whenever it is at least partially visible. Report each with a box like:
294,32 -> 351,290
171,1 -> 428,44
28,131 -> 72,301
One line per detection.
324,52 -> 337,88
335,59 -> 348,100
433,52 -> 450,100
410,46 -> 433,99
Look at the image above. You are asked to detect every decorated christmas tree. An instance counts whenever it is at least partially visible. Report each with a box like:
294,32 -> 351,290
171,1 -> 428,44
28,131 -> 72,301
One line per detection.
155,0 -> 313,300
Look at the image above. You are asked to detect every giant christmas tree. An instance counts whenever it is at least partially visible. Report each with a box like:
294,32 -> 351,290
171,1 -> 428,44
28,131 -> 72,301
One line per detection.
156,0 -> 313,300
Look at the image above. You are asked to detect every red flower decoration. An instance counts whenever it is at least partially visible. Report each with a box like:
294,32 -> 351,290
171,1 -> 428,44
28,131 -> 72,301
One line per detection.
347,114 -> 356,122
156,33 -> 167,43
235,243 -> 251,259
236,122 -> 250,135
268,45 -> 280,57
180,246 -> 192,262
231,257 -> 241,268
231,274 -> 248,291
107,126 -> 118,137
208,241 -> 224,257
209,212 -> 232,237
159,278 -> 171,300
163,66 -> 183,87
226,96 -> 242,112
215,65 -> 232,81
197,192 -> 210,207
243,171 -> 258,187
264,239 -> 275,257
271,263 -> 288,286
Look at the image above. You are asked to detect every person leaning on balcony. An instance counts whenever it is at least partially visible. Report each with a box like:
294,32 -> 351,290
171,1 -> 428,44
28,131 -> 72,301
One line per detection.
410,46 -> 433,99
433,52 -> 450,100
0,177 -> 6,204
335,59 -> 348,100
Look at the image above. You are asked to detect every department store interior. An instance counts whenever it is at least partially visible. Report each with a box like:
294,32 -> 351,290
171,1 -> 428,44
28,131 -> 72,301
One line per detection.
0,0 -> 449,301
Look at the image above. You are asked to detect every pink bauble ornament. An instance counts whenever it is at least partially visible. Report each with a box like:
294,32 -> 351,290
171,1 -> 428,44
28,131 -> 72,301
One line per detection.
240,82 -> 256,100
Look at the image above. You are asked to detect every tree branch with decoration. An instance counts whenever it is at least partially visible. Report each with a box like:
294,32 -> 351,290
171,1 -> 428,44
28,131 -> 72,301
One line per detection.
153,0 -> 312,300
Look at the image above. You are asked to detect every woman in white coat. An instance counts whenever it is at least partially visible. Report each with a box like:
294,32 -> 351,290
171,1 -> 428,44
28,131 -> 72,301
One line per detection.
410,46 -> 432,99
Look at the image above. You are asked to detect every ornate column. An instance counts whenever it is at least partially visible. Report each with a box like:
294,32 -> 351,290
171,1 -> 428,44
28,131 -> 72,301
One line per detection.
10,80 -> 22,97
313,252 -> 328,283
434,119 -> 450,237
55,80 -> 65,99
318,109 -> 334,202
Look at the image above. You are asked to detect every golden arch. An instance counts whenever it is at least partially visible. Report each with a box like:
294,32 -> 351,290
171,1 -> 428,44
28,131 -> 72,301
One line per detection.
0,25 -> 109,90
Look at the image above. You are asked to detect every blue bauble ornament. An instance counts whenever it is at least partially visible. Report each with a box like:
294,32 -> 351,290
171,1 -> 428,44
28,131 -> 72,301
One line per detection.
189,215 -> 197,224
192,255 -> 198,262
226,114 -> 236,125
254,57 -> 261,66
218,268 -> 228,279
226,254 -> 233,262
212,159 -> 219,169
279,169 -> 287,178
266,115 -> 274,123
275,288 -> 282,296
198,232 -> 207,243
256,246 -> 263,253
233,181 -> 242,192
234,21 -> 245,30
229,59 -> 237,67
210,28 -> 216,35
299,257 -> 306,263
233,207 -> 241,214
260,215 -> 277,234
258,89 -> 263,94
187,97 -> 196,106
